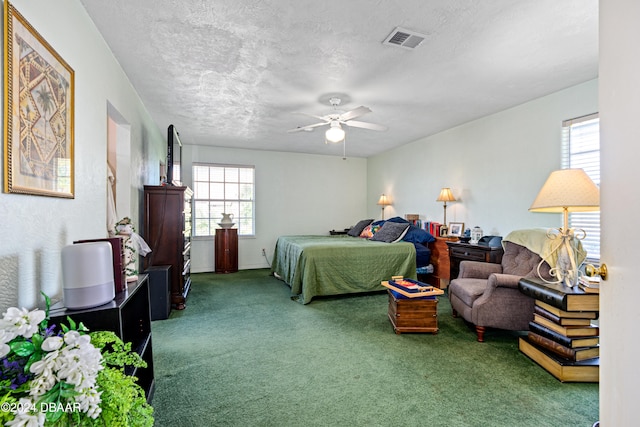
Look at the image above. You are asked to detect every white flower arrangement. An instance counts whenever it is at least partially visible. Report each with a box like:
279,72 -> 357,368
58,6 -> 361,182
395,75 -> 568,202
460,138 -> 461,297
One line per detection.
0,295 -> 153,426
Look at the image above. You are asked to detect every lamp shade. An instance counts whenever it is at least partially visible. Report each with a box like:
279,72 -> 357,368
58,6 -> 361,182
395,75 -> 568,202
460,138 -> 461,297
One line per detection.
529,169 -> 600,213
377,194 -> 391,206
436,187 -> 456,202
325,122 -> 345,143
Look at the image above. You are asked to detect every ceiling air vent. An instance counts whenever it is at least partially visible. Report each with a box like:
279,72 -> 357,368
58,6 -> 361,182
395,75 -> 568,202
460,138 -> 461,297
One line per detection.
383,27 -> 427,50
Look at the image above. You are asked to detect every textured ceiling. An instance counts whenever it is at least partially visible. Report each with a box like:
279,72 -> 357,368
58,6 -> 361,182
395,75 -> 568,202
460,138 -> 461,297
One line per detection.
79,0 -> 598,158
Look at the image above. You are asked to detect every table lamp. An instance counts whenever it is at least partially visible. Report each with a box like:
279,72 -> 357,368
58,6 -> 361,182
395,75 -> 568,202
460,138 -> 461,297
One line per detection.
377,194 -> 391,219
436,187 -> 456,227
529,168 -> 600,287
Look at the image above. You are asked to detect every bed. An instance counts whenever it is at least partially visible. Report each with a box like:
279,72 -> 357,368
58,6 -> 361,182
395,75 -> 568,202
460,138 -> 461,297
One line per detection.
271,234 -> 430,304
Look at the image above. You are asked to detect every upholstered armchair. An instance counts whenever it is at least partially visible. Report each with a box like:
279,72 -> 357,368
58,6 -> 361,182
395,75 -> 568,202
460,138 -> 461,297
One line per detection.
448,240 -> 553,342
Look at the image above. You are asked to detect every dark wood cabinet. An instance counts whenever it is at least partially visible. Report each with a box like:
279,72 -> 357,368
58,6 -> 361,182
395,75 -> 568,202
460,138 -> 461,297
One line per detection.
446,241 -> 504,280
50,275 -> 154,402
143,185 -> 193,309
215,228 -> 238,273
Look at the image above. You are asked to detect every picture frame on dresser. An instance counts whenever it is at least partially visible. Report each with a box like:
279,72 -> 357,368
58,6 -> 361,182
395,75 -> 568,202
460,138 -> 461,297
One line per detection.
448,222 -> 464,237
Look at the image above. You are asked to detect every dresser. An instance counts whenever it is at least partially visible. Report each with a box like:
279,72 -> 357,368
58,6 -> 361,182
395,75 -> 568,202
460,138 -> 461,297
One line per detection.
215,228 -> 238,273
446,241 -> 504,280
423,236 -> 458,288
143,185 -> 193,309
50,275 -> 154,402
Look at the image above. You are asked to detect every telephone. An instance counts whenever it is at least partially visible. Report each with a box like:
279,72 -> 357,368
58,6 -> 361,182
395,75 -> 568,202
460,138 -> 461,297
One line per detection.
478,235 -> 502,248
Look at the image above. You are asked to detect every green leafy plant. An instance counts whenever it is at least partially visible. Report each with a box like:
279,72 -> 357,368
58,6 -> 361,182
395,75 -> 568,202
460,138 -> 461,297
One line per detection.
0,294 -> 154,426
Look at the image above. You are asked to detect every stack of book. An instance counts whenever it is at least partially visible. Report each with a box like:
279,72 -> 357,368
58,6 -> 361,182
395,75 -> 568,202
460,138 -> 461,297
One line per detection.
423,221 -> 443,237
405,214 -> 421,229
529,300 -> 599,361
518,278 -> 600,382
578,275 -> 601,294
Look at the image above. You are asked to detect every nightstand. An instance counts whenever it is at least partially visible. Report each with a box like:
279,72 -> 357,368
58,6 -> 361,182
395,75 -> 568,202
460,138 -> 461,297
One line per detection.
446,241 -> 504,280
423,236 -> 458,288
329,229 -> 350,235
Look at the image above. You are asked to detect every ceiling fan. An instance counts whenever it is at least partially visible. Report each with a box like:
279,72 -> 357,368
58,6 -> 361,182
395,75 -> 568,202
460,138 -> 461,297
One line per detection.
288,97 -> 388,144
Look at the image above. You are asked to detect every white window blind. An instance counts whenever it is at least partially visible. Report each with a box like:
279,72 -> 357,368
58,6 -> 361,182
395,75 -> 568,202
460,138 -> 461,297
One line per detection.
561,113 -> 600,261
192,164 -> 255,237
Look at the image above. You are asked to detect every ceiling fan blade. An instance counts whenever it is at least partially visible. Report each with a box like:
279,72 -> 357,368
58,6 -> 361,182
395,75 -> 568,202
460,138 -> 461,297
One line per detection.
293,111 -> 329,122
286,122 -> 329,133
338,106 -> 371,121
343,120 -> 388,132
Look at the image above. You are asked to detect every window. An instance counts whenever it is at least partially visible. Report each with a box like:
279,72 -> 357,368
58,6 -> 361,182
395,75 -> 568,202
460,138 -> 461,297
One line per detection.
193,164 -> 255,237
561,113 -> 600,261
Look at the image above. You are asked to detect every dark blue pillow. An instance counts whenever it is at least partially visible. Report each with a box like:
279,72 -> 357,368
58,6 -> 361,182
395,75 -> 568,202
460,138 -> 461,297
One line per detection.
386,216 -> 409,224
402,224 -> 436,244
372,216 -> 408,228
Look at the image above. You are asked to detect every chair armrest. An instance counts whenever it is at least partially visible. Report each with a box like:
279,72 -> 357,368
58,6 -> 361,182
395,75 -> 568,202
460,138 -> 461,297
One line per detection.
458,261 -> 503,279
488,273 -> 523,289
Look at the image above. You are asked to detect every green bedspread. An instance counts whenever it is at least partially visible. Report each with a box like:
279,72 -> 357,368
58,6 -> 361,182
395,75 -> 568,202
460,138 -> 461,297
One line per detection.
271,235 -> 417,304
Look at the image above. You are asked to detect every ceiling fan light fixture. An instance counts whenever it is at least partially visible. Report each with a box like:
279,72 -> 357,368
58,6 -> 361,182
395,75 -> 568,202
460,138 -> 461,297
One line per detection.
325,121 -> 345,143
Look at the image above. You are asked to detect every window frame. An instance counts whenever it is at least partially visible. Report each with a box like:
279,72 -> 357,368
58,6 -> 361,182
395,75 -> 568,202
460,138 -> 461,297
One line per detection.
561,113 -> 600,262
192,163 -> 256,237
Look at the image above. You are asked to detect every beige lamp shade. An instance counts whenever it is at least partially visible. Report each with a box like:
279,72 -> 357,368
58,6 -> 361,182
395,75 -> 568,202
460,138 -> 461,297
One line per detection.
436,187 -> 456,203
529,169 -> 600,213
377,194 -> 391,206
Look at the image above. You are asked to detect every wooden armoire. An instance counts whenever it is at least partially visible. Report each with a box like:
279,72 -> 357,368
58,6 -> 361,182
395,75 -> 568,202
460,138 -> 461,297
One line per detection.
143,185 -> 193,309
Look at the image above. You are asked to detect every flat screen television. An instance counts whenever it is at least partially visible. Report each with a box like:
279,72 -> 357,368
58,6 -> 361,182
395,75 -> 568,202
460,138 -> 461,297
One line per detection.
167,124 -> 182,186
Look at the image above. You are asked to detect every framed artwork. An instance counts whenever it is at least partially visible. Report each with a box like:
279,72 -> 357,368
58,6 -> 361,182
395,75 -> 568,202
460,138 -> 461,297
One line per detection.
448,222 -> 465,237
3,1 -> 74,198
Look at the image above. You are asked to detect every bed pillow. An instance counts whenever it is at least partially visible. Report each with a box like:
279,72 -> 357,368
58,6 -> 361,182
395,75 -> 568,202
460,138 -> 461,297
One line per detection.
347,219 -> 374,237
386,216 -> 410,224
370,221 -> 410,243
359,224 -> 381,238
372,216 -> 409,228
402,225 -> 436,244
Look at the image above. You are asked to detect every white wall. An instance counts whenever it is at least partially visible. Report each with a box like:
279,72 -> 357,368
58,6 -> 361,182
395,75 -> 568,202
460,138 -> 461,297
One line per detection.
367,79 -> 598,237
183,145 -> 368,272
0,0 -> 164,311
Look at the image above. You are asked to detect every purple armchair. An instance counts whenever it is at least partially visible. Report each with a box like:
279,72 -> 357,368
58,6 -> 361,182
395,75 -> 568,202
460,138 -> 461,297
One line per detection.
448,241 -> 553,342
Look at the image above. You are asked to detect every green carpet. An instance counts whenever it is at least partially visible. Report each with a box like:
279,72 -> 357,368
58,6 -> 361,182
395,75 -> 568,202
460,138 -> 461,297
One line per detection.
150,269 -> 598,426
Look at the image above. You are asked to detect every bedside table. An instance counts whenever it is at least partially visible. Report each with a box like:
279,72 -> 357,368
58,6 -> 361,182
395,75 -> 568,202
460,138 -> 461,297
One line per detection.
446,241 -> 504,280
329,229 -> 350,235
423,236 -> 458,288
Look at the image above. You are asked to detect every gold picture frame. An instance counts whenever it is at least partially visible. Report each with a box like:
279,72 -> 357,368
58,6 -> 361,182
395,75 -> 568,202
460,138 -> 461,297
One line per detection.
3,1 -> 74,198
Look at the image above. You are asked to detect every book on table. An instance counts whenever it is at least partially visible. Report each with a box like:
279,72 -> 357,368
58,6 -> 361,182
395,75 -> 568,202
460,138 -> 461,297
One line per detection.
518,336 -> 599,382
528,332 -> 599,361
534,300 -> 598,320
578,282 -> 600,294
533,305 -> 592,326
528,322 -> 599,349
519,278 -> 599,312
579,275 -> 601,286
533,314 -> 599,337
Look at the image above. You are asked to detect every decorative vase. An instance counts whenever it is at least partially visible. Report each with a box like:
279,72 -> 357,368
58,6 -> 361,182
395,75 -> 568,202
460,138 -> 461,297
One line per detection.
219,213 -> 235,228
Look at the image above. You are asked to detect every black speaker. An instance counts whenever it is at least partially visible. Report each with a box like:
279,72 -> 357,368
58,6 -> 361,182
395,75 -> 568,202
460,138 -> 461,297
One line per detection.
145,265 -> 172,320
